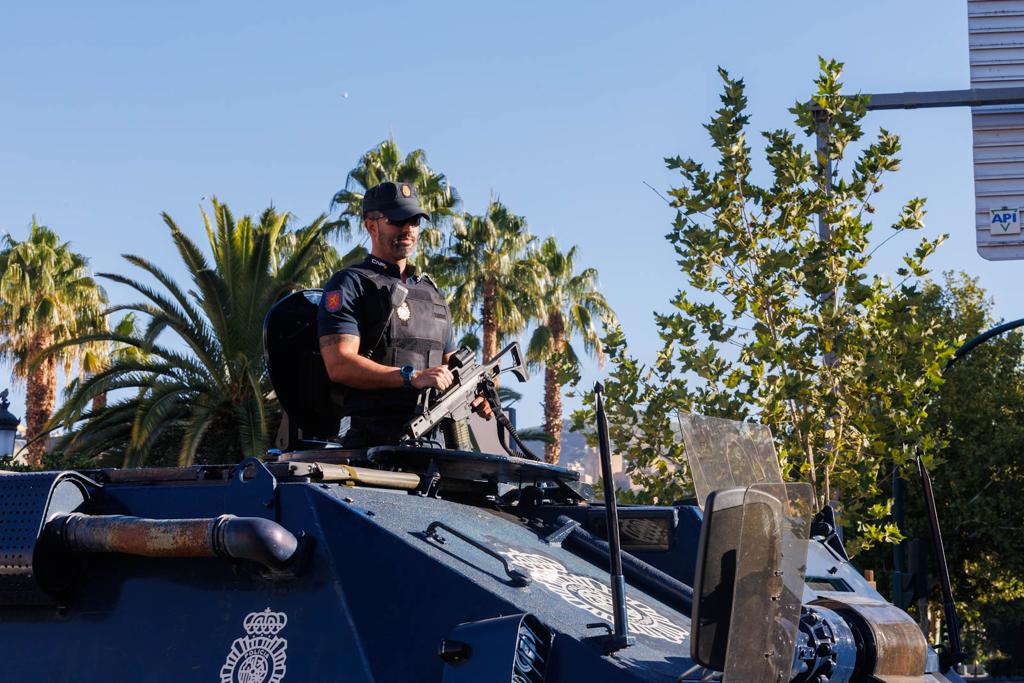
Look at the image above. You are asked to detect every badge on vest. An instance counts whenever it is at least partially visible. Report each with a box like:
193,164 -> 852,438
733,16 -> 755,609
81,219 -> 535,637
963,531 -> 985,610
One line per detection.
396,301 -> 412,322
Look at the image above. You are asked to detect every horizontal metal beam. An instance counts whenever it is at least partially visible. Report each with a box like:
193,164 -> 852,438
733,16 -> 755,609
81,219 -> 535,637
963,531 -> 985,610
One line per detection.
863,87 -> 1024,111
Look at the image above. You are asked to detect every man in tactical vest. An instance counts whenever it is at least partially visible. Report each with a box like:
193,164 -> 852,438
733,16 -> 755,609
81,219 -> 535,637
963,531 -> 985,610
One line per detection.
317,181 -> 458,447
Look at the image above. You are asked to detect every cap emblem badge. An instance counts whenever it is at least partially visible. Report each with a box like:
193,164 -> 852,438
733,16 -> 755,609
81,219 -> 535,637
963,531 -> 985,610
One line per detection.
400,184 -> 412,198
396,301 -> 412,322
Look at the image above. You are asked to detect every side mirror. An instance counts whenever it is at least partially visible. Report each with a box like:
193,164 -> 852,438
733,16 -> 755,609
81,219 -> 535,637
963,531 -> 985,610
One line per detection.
690,486 -> 747,671
690,483 -> 813,681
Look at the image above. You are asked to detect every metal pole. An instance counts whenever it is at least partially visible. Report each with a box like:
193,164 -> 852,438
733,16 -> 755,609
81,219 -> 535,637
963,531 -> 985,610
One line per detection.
805,87 -> 1024,114
863,86 -> 1024,111
948,317 -> 1024,370
815,111 -> 838,513
815,112 -> 832,243
917,453 -> 963,667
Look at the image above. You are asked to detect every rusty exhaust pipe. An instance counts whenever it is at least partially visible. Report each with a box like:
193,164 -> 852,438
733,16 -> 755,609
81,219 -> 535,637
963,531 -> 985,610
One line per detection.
46,513 -> 300,572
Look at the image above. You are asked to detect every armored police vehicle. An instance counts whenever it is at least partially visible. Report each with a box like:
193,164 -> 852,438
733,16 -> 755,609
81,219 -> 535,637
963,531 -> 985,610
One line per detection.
0,290 -> 964,682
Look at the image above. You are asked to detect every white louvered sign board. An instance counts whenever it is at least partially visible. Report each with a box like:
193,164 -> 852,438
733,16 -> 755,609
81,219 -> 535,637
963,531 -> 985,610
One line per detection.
971,0 -> 1024,259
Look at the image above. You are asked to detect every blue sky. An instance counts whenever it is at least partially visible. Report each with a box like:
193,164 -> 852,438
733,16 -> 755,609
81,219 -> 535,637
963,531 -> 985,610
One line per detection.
0,1 -> 1006,432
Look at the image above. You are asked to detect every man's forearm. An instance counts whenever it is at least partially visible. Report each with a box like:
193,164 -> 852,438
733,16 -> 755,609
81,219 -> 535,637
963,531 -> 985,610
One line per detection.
319,334 -> 404,389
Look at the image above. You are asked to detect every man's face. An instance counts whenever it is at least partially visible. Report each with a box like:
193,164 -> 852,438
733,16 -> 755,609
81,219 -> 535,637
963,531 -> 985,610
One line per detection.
365,213 -> 420,261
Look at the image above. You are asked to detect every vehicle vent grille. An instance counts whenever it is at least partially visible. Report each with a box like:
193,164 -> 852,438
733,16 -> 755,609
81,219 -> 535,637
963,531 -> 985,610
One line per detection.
0,472 -> 91,607
513,614 -> 552,683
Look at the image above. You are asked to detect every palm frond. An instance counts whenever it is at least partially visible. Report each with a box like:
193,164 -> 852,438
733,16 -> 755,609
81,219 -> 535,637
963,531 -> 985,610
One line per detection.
177,401 -> 222,466
49,200 -> 332,466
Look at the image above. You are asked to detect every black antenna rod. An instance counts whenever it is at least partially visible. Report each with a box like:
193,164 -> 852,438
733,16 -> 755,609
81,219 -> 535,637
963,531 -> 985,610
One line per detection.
916,451 -> 962,666
594,381 -> 633,653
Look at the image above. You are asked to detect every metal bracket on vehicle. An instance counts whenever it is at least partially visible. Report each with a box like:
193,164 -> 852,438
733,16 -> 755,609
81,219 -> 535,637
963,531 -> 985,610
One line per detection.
542,518 -> 579,546
227,457 -> 278,519
416,459 -> 441,498
811,505 -> 850,562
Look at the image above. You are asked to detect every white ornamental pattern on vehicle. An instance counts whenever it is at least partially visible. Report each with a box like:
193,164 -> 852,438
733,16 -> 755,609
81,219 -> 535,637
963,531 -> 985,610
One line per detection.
503,548 -> 689,644
220,608 -> 289,683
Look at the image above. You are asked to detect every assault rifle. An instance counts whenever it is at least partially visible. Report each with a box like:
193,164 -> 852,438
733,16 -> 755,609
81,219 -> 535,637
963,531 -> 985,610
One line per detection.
402,342 -> 542,461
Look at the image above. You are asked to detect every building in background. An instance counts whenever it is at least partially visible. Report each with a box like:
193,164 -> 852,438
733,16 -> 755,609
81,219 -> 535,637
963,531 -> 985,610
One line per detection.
526,423 -> 636,491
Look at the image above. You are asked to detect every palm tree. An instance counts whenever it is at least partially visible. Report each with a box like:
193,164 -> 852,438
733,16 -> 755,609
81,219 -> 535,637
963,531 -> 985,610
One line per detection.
330,136 -> 460,268
45,201 -> 326,466
437,200 -> 541,363
276,210 -> 366,287
526,237 -> 616,464
0,220 -> 106,467
63,313 -> 145,414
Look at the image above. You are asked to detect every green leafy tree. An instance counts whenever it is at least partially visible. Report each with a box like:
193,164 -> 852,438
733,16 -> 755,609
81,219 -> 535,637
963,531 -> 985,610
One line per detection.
526,237 -> 615,464
895,272 -> 1024,661
572,321 -> 691,501
46,201 -> 325,465
330,136 -> 460,268
575,60 -> 953,547
0,220 -> 106,467
437,200 -> 541,363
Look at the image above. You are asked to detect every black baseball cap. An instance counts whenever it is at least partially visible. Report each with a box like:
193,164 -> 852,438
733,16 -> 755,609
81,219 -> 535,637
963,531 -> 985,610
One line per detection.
361,182 -> 429,222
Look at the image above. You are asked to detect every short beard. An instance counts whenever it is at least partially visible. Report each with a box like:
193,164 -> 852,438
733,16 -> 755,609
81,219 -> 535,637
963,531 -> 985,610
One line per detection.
391,238 -> 416,259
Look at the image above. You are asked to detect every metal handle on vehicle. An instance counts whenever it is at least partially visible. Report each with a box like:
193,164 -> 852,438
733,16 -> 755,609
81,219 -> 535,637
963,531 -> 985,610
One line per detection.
424,520 -> 531,587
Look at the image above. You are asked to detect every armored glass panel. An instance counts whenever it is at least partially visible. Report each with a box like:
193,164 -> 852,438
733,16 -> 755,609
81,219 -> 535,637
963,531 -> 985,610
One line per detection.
722,482 -> 813,683
676,413 -> 784,508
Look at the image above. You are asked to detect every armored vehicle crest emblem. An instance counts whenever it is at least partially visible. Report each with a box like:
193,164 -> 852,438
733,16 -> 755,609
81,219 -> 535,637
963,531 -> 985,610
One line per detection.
220,608 -> 289,683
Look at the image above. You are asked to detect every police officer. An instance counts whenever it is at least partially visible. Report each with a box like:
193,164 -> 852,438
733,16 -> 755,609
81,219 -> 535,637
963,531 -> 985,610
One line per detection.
317,181 -> 457,447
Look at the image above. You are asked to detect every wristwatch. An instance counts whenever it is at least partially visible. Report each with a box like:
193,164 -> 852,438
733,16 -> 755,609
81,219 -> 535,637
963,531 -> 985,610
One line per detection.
400,364 -> 415,388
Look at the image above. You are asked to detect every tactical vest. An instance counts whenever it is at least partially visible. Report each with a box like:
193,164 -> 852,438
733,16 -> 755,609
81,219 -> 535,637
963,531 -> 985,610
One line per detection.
335,265 -> 452,418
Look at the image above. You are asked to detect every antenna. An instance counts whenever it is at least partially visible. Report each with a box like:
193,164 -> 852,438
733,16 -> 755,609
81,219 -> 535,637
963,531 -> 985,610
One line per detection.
594,381 -> 634,653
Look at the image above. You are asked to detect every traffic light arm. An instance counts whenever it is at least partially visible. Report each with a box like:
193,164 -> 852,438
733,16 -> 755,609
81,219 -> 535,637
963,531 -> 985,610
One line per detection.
809,87 -> 1024,113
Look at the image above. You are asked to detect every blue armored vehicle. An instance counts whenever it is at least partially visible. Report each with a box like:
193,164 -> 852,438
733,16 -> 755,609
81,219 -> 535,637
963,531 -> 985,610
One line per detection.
0,290 -> 964,682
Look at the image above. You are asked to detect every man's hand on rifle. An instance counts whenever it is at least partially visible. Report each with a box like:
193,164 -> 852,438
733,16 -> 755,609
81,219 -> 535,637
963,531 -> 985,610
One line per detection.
471,394 -> 494,420
411,365 -> 454,392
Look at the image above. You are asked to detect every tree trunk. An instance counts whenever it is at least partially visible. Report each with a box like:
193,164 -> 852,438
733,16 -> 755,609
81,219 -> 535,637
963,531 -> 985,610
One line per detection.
25,329 -> 56,468
544,364 -> 563,464
543,312 -> 566,465
481,278 -> 498,362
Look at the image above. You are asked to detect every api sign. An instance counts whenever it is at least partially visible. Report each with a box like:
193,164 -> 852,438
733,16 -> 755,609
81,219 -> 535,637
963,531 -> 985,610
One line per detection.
970,1 -> 1024,259
990,207 -> 1022,235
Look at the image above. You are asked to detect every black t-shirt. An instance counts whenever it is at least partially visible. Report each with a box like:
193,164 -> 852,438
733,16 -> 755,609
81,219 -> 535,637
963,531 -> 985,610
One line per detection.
316,255 -> 455,354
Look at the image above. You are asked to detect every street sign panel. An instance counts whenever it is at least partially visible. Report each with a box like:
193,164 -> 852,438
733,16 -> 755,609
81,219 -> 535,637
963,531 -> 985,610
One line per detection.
990,206 -> 1023,233
970,0 -> 1024,259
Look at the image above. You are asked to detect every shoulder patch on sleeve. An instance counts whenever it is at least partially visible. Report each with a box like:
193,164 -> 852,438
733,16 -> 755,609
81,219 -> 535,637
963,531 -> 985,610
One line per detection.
325,290 -> 343,312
